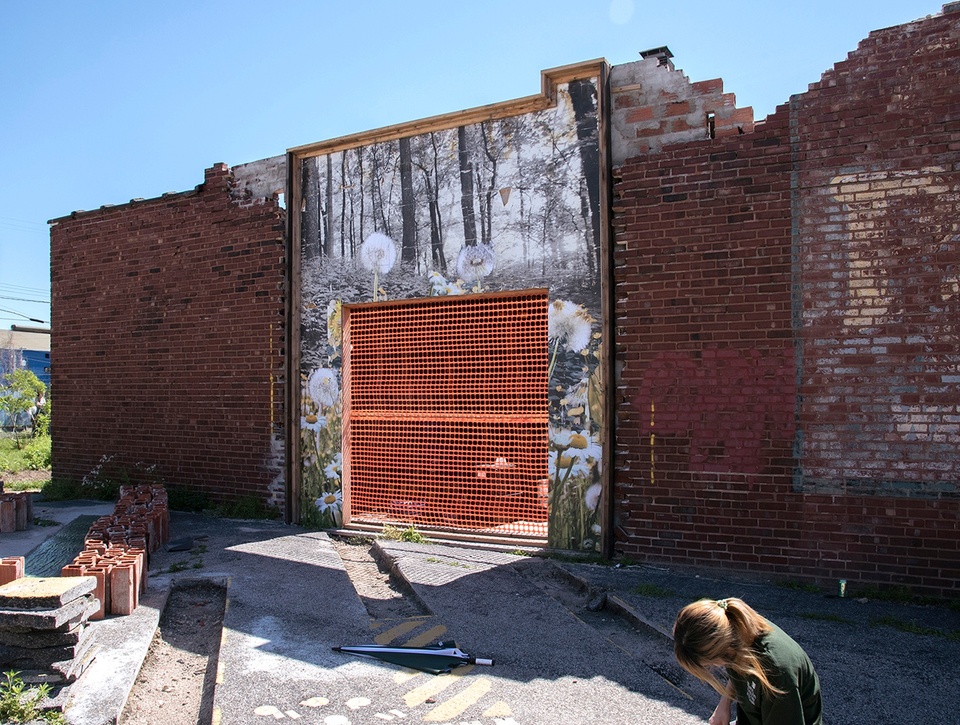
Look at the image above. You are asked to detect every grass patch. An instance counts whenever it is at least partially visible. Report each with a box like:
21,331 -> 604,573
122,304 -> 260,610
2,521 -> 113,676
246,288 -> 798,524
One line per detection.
2,477 -> 49,492
382,525 -> 426,543
858,585 -> 916,604
799,612 -> 853,624
426,556 -> 471,569
778,580 -> 822,594
869,616 -> 955,639
336,534 -> 374,546
0,438 -> 50,474
629,583 -> 675,598
213,495 -> 279,520
166,486 -> 211,513
37,476 -> 117,502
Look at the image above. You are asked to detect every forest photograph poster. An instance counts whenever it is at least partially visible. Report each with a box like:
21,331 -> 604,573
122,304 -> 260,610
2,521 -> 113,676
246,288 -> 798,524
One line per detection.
295,66 -> 609,551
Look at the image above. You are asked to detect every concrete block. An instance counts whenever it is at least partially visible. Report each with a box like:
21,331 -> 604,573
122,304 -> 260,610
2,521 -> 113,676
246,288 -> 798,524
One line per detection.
0,575 -> 96,610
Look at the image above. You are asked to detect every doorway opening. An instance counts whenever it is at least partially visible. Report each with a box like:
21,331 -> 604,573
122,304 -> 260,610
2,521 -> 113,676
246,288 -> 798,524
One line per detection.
342,290 -> 549,542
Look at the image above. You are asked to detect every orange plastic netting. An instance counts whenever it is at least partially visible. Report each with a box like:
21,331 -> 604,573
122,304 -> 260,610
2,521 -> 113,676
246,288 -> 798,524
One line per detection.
343,291 -> 548,538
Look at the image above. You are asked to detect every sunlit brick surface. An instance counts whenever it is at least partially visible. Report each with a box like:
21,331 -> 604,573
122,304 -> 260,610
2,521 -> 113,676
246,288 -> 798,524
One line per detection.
344,292 -> 548,538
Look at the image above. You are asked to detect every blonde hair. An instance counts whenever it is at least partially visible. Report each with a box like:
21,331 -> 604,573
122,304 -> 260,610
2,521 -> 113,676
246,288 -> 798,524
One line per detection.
673,598 -> 784,699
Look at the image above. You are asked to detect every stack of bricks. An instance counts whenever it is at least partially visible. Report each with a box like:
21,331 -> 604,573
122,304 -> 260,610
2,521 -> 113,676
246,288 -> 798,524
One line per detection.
0,491 -> 33,533
0,575 -> 100,682
0,556 -> 25,586
60,484 -> 169,617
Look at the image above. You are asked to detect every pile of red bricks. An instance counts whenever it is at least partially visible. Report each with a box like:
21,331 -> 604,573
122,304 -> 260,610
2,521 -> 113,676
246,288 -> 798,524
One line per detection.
60,485 -> 169,618
0,491 -> 33,533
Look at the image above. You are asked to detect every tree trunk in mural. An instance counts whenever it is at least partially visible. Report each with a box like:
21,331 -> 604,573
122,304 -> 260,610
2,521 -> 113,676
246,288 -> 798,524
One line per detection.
480,122 -> 500,247
370,147 -> 387,239
340,153 -> 348,257
399,136 -> 417,263
356,147 -> 365,255
324,154 -> 335,257
458,125 -> 478,247
568,79 -> 601,288
302,158 -> 320,261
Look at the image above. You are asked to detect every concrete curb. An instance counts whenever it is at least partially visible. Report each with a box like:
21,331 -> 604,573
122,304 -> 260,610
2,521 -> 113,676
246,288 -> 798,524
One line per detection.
61,583 -> 170,725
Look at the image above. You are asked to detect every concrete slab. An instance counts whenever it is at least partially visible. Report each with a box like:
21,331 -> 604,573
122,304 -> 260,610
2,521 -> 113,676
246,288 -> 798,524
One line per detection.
0,595 -> 96,630
0,575 -> 96,609
60,585 -> 169,725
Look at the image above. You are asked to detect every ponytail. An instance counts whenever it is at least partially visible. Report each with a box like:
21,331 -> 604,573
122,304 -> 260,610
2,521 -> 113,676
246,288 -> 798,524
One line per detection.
673,598 -> 785,699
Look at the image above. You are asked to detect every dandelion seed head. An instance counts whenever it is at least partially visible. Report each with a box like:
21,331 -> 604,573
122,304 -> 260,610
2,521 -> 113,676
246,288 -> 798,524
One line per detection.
456,244 -> 496,282
360,232 -> 398,275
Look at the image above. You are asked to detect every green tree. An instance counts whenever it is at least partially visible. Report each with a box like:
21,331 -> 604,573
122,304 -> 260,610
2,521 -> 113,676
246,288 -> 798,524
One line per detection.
0,369 -> 45,449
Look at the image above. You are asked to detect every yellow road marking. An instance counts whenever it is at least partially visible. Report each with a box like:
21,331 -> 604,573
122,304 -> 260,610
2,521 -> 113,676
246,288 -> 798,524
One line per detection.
216,629 -> 228,685
374,619 -> 424,644
423,678 -> 492,721
402,669 -> 471,707
393,670 -> 420,684
403,624 -> 447,647
483,701 -> 512,717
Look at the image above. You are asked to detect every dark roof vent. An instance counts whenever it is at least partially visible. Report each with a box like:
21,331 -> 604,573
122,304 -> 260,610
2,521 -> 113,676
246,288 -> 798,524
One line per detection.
640,46 -> 674,70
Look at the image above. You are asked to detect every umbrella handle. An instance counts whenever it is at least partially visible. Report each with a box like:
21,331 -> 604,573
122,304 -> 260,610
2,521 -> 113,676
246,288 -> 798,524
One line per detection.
471,657 -> 494,666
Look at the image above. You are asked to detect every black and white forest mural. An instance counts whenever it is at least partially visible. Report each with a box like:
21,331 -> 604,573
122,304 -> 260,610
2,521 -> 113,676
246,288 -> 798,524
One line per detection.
297,74 -> 606,551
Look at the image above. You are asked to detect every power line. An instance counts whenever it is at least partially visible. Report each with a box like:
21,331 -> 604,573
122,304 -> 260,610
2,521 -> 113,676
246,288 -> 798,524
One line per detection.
0,306 -> 47,324
0,283 -> 50,295
0,296 -> 49,305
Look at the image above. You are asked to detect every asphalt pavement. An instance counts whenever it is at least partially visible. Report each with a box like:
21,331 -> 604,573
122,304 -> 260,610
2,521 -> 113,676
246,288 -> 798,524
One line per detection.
2,501 -> 958,724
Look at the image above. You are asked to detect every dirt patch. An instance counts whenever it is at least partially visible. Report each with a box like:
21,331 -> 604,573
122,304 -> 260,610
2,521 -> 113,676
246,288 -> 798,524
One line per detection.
120,579 -> 226,725
1,468 -> 50,488
331,536 -> 429,620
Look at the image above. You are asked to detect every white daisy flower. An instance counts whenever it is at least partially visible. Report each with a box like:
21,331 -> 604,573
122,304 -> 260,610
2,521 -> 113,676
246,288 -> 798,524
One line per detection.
315,490 -> 343,526
570,429 -> 603,466
300,415 -> 327,433
548,449 -> 591,479
324,453 -> 342,481
307,368 -> 339,409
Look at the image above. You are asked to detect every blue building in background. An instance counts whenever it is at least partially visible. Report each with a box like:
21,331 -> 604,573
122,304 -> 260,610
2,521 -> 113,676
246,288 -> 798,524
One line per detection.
2,328 -> 51,387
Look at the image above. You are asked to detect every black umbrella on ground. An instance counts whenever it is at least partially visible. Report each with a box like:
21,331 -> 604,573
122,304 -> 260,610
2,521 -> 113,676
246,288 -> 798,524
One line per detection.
333,640 -> 494,675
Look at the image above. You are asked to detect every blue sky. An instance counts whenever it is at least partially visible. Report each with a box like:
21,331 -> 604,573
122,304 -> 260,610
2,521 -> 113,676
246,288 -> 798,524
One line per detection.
0,0 -> 942,328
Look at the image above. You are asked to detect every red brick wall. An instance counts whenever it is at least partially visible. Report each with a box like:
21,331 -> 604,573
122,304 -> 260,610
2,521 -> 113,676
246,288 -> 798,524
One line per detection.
612,10 -> 960,597
50,164 -> 286,506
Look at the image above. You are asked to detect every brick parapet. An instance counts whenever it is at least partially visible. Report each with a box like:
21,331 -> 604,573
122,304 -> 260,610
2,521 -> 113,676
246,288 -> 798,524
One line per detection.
50,164 -> 286,507
612,9 -> 959,597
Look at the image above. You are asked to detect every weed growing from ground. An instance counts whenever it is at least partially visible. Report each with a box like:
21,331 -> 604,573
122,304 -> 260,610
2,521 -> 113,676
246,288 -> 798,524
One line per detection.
0,670 -> 66,724
382,525 -> 426,543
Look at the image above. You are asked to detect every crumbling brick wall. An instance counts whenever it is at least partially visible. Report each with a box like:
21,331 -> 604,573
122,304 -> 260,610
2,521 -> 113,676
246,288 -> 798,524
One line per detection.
612,8 -> 960,597
50,163 -> 286,507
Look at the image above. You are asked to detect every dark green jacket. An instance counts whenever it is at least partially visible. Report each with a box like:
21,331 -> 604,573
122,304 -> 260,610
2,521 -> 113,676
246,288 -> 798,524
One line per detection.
727,621 -> 822,725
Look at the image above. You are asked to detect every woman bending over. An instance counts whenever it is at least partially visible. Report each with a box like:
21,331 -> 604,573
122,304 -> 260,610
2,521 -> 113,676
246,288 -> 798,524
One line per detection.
673,598 -> 822,725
